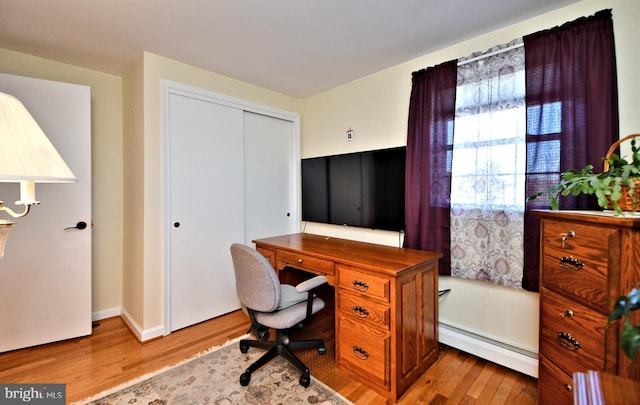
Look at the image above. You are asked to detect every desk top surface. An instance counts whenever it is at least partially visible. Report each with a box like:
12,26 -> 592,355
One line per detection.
253,233 -> 441,275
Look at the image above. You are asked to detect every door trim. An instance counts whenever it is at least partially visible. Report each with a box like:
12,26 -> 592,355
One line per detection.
161,80 -> 300,335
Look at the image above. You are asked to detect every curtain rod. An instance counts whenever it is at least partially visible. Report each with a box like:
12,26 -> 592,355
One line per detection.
457,42 -> 524,67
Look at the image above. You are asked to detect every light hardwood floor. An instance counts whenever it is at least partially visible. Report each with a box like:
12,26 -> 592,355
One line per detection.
0,307 -> 538,404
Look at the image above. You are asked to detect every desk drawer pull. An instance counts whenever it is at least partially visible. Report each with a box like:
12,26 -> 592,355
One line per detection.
557,332 -> 581,351
352,346 -> 369,360
298,258 -> 303,263
351,306 -> 369,318
352,280 -> 369,291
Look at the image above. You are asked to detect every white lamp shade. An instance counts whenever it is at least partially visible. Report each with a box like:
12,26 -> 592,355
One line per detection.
0,91 -> 76,182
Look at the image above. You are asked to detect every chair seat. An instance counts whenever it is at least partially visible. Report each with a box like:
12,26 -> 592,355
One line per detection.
255,296 -> 325,330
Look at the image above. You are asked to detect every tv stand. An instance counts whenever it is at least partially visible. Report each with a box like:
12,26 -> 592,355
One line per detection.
253,233 -> 441,402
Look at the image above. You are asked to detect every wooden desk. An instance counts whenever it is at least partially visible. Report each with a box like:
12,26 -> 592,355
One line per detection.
253,233 -> 442,402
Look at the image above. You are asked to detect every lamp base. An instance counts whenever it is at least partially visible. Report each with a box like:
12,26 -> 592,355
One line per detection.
0,219 -> 16,260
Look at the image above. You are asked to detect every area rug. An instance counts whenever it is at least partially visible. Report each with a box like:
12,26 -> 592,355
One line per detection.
74,335 -> 352,405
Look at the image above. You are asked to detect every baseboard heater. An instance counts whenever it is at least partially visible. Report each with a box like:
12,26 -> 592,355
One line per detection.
438,322 -> 538,378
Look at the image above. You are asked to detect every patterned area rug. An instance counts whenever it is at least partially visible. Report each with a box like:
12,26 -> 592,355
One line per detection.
74,335 -> 352,405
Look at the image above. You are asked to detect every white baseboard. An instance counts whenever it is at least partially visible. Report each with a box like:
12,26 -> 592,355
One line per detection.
92,307 -> 122,321
120,307 -> 165,342
439,322 -> 538,378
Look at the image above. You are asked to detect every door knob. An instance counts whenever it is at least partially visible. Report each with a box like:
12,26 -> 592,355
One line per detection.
65,221 -> 88,231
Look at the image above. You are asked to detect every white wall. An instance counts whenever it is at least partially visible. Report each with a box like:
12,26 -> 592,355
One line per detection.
300,0 -> 640,377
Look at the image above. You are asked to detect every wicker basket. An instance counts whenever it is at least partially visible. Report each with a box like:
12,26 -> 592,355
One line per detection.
603,133 -> 640,211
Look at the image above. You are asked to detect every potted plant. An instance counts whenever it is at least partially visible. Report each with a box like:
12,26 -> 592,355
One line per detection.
608,285 -> 640,360
527,134 -> 640,214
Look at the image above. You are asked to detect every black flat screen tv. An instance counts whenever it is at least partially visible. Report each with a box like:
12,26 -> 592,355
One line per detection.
301,146 -> 406,232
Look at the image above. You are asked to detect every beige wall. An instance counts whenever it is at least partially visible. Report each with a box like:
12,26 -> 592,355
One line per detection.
299,0 -> 640,357
0,49 -> 124,318
301,0 -> 639,158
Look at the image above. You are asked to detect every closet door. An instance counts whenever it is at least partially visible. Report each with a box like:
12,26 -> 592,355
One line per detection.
167,92 -> 244,332
243,111 -> 296,245
164,83 -> 300,333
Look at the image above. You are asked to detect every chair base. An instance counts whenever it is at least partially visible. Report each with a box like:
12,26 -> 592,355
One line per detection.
239,329 -> 326,387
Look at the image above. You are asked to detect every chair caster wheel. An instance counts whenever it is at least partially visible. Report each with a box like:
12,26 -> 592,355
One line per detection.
240,372 -> 251,386
258,328 -> 270,341
239,342 -> 249,354
299,372 -> 310,387
318,346 -> 327,355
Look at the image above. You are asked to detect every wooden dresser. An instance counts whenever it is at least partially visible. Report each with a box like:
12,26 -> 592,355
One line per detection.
535,210 -> 640,404
253,233 -> 442,402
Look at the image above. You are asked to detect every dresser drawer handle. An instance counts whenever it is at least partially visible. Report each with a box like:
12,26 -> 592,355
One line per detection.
564,384 -> 572,392
298,258 -> 303,263
352,346 -> 369,360
559,309 -> 574,318
351,306 -> 369,318
560,230 -> 575,248
352,280 -> 369,291
557,332 -> 581,351
559,256 -> 583,270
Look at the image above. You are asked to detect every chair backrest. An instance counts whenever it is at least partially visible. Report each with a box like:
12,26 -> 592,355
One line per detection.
230,243 -> 281,313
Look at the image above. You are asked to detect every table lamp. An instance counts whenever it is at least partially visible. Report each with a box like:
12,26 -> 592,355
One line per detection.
0,91 -> 76,259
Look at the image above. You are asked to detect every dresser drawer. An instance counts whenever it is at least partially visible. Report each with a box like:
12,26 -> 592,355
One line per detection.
276,250 -> 335,276
337,264 -> 390,303
541,220 -> 616,253
337,290 -> 390,330
540,288 -> 608,374
337,315 -> 390,388
541,221 -> 618,311
539,355 -> 574,405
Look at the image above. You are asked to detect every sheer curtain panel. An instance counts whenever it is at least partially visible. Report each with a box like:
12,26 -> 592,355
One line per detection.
450,39 -> 526,288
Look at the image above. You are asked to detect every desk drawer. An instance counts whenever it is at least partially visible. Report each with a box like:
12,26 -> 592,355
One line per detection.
338,290 -> 390,330
276,250 -> 334,276
256,247 -> 276,269
337,315 -> 390,388
337,264 -> 390,303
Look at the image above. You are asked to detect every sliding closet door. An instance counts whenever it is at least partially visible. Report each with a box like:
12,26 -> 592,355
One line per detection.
243,111 -> 296,245
167,91 -> 243,332
165,82 -> 300,333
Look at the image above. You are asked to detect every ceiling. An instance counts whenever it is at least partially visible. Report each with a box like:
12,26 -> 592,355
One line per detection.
0,0 -> 579,98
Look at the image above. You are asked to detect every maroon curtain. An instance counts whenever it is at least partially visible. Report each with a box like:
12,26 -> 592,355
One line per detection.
522,9 -> 619,291
404,60 -> 457,275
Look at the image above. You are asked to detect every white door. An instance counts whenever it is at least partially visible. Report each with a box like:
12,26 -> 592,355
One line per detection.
167,91 -> 244,332
243,111 -> 296,245
0,73 -> 92,352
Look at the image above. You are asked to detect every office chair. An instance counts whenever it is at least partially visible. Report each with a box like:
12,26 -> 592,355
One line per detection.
229,243 -> 328,387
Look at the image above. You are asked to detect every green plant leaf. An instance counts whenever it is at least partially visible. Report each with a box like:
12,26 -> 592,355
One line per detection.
620,324 -> 640,360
